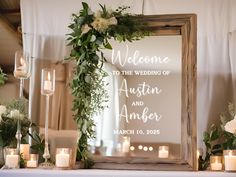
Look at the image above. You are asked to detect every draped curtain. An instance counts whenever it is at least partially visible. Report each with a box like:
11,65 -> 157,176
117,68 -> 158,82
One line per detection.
21,0 -> 236,149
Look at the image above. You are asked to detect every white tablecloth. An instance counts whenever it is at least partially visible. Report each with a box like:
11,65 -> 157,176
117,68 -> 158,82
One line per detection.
0,169 -> 235,177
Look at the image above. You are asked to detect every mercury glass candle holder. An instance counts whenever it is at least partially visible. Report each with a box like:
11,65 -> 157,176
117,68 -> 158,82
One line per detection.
158,145 -> 169,158
224,150 -> 236,172
39,68 -> 55,169
4,148 -> 19,169
55,148 -> 72,169
210,155 -> 223,171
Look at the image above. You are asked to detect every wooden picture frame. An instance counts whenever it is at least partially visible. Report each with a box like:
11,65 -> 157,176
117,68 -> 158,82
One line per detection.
93,14 -> 197,171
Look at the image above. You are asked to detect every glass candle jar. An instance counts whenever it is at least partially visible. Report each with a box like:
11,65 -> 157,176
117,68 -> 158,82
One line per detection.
121,136 -> 130,153
20,144 -> 30,160
158,145 -> 169,158
224,150 -> 236,172
4,148 -> 19,169
26,154 -> 38,168
210,156 -> 223,171
55,148 -> 72,169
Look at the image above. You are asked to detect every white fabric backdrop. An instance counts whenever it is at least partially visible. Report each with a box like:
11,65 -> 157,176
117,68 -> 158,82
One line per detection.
21,0 -> 236,148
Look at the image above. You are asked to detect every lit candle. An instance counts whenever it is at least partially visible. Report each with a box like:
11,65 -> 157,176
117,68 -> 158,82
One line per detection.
122,136 -> 130,153
27,159 -> 37,168
56,149 -> 70,168
225,150 -> 236,171
159,146 -> 169,158
211,159 -> 222,171
26,154 -> 38,168
15,57 -> 27,78
44,72 -> 52,91
5,152 -> 19,168
20,144 -> 30,160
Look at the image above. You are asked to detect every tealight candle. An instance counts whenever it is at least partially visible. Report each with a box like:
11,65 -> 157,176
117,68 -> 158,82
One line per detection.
122,136 -> 130,153
224,150 -> 236,171
158,145 -> 169,158
5,148 -> 19,169
210,156 -> 223,171
14,57 -> 28,78
41,69 -> 55,96
55,148 -> 71,168
20,144 -> 30,160
26,154 -> 38,168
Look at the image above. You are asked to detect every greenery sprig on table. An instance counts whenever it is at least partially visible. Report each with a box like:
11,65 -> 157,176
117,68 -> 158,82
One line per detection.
66,2 -> 148,168
0,67 -> 7,86
200,103 -> 236,170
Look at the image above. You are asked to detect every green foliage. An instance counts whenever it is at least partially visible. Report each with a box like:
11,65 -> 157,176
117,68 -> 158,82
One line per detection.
29,130 -> 45,163
200,103 -> 236,170
66,2 -> 148,168
0,99 -> 33,147
0,67 -> 7,86
200,125 -> 223,170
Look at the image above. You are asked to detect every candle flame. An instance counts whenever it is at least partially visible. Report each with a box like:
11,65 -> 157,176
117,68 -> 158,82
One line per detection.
229,150 -> 232,156
20,57 -> 25,66
47,72 -> 51,81
197,150 -> 200,158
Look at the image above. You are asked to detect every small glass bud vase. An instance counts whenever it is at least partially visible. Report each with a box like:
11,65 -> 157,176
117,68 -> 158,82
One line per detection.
224,150 -> 236,172
158,145 -> 169,158
210,156 -> 223,171
4,148 -> 19,169
55,148 -> 72,169
26,154 -> 39,168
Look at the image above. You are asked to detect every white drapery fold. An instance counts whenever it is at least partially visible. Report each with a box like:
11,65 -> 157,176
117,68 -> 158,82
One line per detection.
229,31 -> 236,106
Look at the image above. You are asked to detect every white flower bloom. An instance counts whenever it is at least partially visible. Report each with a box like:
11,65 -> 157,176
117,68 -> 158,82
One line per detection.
82,120 -> 87,134
9,109 -> 23,119
81,24 -> 91,35
224,116 -> 236,134
0,105 -> 6,122
91,17 -> 110,32
0,105 -> 6,116
108,17 -> 117,25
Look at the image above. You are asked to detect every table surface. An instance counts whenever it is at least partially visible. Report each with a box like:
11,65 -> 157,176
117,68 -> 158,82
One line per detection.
0,169 -> 236,177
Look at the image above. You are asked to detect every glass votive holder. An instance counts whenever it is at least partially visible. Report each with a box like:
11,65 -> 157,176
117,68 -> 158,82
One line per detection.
224,150 -> 236,172
4,148 -> 19,169
26,154 -> 39,168
158,145 -> 169,158
55,148 -> 72,169
210,155 -> 223,171
121,136 -> 130,153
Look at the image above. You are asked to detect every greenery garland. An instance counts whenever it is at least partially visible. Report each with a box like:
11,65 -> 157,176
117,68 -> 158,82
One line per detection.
66,2 -> 148,167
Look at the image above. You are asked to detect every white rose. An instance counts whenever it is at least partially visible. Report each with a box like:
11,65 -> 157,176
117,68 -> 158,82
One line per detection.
108,17 -> 117,25
9,109 -> 23,120
81,24 -> 91,35
224,116 -> 236,134
0,105 -> 6,116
